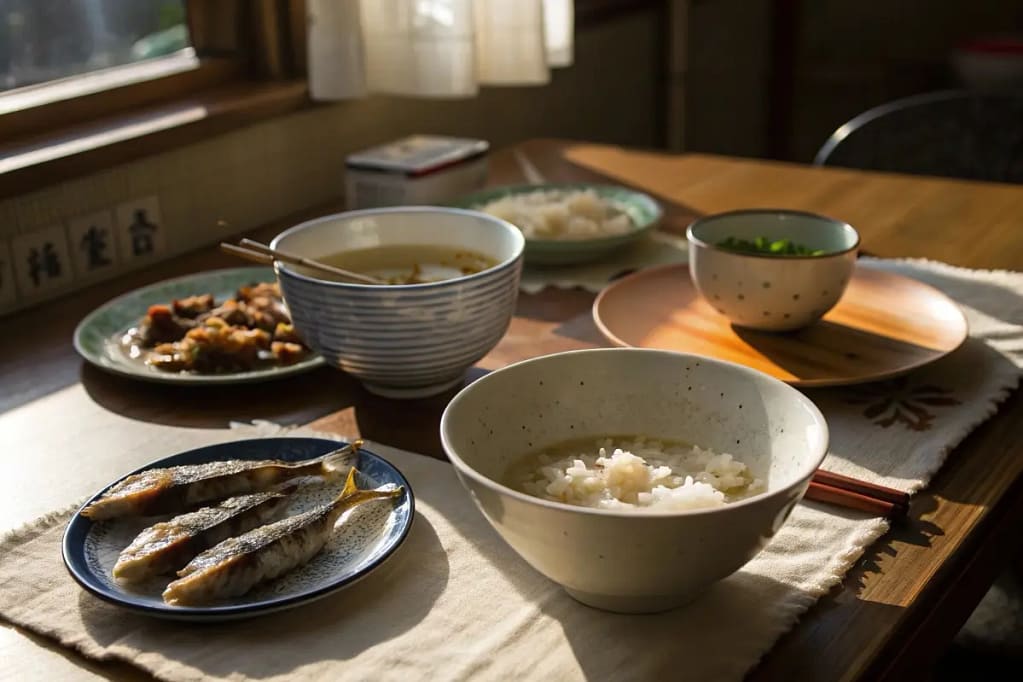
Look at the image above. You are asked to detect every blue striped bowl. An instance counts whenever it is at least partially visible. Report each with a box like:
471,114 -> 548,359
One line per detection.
272,207 -> 524,398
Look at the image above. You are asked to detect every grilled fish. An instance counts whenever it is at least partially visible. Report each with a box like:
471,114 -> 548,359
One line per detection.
113,488 -> 295,582
163,468 -> 402,606
81,441 -> 360,521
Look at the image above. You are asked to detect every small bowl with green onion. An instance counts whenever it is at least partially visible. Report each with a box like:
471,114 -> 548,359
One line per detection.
686,209 -> 860,331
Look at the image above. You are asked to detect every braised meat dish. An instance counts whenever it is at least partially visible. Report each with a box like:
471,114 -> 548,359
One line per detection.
120,282 -> 310,373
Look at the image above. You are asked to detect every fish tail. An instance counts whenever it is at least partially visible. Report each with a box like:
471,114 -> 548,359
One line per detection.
333,468 -> 403,508
317,440 -> 361,478
339,467 -> 360,498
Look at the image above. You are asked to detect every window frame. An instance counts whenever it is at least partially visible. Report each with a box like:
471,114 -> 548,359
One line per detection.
0,53 -> 241,142
0,0 -> 309,198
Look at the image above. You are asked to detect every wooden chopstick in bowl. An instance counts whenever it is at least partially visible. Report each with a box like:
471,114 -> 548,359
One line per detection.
805,470 -> 910,519
220,242 -> 273,265
238,239 -> 383,284
218,240 -> 382,285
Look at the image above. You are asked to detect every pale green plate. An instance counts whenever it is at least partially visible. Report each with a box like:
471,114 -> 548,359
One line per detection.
450,183 -> 663,266
73,267 -> 325,385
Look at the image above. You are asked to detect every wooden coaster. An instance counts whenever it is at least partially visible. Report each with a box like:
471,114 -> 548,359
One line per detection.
592,263 -> 968,387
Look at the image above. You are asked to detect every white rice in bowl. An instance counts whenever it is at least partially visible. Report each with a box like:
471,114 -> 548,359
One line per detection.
514,436 -> 765,511
479,189 -> 634,241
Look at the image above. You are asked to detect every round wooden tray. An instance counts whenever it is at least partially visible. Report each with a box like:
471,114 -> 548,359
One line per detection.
592,263 -> 969,387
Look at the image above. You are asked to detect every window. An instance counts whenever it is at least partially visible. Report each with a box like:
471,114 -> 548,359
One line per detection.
0,0 -> 308,197
1,0 -> 191,92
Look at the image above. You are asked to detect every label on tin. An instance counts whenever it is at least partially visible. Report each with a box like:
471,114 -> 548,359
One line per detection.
345,135 -> 489,175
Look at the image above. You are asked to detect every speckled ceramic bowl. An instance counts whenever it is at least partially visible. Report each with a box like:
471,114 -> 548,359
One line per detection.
687,210 -> 860,331
272,207 -> 524,398
440,348 -> 829,613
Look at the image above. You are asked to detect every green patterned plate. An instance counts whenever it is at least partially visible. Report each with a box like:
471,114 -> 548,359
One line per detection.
450,183 -> 663,266
73,267 -> 325,385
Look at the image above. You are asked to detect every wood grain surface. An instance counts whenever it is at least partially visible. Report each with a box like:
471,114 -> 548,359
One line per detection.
594,262 -> 969,386
558,142 -> 1023,270
3,139 -> 1023,682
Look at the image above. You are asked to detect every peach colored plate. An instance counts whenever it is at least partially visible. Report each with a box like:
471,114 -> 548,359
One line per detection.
592,263 -> 969,387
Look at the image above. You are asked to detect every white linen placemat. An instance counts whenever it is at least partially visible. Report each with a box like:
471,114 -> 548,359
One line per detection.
1,258 -> 1021,681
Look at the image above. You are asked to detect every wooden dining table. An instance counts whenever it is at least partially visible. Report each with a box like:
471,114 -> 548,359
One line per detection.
3,139 -> 1023,681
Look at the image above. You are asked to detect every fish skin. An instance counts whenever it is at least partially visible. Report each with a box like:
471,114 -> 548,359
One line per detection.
162,469 -> 402,606
112,488 -> 294,582
80,441 -> 360,520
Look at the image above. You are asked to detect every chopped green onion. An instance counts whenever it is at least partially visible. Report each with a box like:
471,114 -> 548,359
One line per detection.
716,236 -> 825,256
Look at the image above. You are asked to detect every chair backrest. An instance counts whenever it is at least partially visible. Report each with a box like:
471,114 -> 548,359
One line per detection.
814,90 -> 1023,183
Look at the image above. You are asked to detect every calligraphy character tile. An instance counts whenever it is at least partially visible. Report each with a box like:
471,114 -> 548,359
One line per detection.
68,209 -> 119,278
11,224 -> 74,297
115,196 -> 165,262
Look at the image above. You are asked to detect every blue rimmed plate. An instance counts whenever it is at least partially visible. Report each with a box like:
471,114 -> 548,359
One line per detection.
62,438 -> 414,621
73,267 -> 326,385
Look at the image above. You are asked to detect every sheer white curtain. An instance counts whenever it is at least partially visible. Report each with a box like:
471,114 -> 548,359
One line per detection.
307,0 -> 574,100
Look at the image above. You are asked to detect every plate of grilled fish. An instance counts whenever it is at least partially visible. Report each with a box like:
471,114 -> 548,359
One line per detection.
73,267 -> 326,385
62,437 -> 414,620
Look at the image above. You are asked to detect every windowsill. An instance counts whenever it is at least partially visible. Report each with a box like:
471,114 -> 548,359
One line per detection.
0,50 -> 202,115
0,79 -> 311,200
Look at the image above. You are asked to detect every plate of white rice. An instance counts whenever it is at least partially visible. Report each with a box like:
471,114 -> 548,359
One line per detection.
450,184 -> 662,265
512,436 -> 765,511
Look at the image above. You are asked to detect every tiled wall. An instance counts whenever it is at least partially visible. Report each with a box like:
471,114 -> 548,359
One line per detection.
0,8 -> 663,316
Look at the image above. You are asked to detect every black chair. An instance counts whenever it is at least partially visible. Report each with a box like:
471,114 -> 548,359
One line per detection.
814,90 -> 1023,183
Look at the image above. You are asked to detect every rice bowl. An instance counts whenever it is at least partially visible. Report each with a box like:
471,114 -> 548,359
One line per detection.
440,348 -> 829,613
479,188 -> 635,240
450,184 -> 663,265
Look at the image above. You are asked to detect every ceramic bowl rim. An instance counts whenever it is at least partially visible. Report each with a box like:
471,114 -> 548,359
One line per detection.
686,209 -> 861,260
440,348 -> 830,519
270,206 -> 525,291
